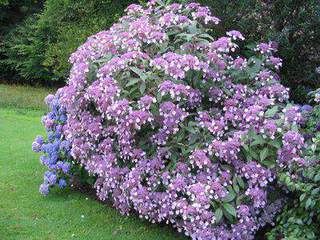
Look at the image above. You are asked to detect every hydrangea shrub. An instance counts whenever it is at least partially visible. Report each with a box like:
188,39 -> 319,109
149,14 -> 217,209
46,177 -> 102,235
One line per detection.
267,103 -> 320,240
33,1 -> 313,239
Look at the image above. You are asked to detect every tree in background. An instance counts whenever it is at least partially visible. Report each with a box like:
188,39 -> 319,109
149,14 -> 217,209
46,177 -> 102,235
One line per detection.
1,0 -> 139,85
0,0 -> 43,82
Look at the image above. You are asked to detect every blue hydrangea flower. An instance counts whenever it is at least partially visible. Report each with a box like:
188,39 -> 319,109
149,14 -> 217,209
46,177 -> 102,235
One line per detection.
33,93 -> 72,196
62,162 -> 70,174
48,132 -> 55,142
35,135 -> 44,145
58,179 -> 67,189
40,155 -> 49,165
44,172 -> 57,186
59,114 -> 67,123
60,140 -> 70,151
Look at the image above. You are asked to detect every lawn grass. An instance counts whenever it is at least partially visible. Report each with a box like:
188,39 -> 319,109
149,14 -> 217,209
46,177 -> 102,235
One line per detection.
0,84 -> 54,111
0,86 -> 186,240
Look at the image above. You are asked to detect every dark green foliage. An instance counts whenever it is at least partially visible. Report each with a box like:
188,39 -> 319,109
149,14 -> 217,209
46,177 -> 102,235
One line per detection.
0,0 -> 42,32
270,1 -> 320,104
3,15 -> 51,83
0,0 -> 9,5
1,0 -> 139,84
0,0 -> 43,82
198,0 -> 320,103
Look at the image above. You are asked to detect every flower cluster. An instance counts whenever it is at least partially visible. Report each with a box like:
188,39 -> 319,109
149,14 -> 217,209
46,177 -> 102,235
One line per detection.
159,80 -> 201,108
32,92 -> 72,195
34,1 -> 310,239
277,130 -> 305,167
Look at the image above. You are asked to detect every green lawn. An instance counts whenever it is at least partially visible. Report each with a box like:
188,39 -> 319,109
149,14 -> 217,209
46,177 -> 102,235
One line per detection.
0,84 -> 185,240
0,84 -> 55,111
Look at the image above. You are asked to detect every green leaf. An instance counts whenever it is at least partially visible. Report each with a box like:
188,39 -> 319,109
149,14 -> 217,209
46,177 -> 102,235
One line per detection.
237,176 -> 245,189
222,191 -> 236,202
311,188 -> 320,195
275,120 -> 283,127
248,149 -> 259,159
236,195 -> 246,205
246,154 -> 253,162
125,78 -> 140,87
130,67 -> 147,81
176,33 -> 195,42
265,106 -> 279,118
260,148 -> 269,161
247,129 -> 256,138
291,124 -> 299,132
299,193 -> 306,202
261,159 -> 275,168
215,208 -> 223,223
269,140 -> 281,149
222,203 -> 236,217
94,53 -> 113,65
198,33 -> 214,41
186,126 -> 197,134
87,62 -> 98,84
251,135 -> 265,146
245,43 -> 256,50
305,198 -> 313,209
187,23 -> 200,34
139,82 -> 146,94
247,58 -> 263,77
233,182 -> 240,194
242,144 -> 249,152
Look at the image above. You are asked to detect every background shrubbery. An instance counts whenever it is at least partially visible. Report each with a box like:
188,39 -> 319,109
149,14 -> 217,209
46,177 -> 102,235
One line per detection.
0,0 -> 43,82
0,0 -> 139,85
1,0 -> 319,103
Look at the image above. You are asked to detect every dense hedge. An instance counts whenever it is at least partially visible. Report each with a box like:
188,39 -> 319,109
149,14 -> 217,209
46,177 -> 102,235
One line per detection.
1,0 -> 319,102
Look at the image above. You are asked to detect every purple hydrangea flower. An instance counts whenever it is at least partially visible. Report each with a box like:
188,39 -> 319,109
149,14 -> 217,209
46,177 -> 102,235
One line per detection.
32,141 -> 42,152
45,94 -> 55,106
301,104 -> 313,112
39,183 -> 50,196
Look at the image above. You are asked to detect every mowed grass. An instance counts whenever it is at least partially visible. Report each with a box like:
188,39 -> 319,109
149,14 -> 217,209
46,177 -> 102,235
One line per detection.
0,84 -> 55,111
0,84 -> 186,240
